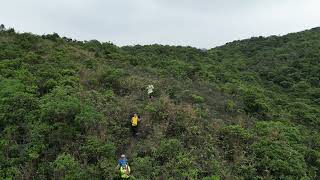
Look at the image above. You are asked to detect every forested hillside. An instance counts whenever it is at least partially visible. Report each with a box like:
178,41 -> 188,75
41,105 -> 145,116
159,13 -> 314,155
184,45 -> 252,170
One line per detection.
0,26 -> 319,179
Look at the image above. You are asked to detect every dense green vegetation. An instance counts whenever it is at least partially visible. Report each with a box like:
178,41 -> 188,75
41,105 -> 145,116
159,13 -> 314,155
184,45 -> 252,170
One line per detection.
0,25 -> 319,179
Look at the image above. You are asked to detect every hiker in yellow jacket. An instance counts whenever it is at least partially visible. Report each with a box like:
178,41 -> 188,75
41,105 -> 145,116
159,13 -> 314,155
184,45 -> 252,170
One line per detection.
119,164 -> 130,179
130,113 -> 141,137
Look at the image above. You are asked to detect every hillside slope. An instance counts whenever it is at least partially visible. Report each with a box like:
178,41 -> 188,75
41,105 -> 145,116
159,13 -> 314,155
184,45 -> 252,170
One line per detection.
0,27 -> 319,179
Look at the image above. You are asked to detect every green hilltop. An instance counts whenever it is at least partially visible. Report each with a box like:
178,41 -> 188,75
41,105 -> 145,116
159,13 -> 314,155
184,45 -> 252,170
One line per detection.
0,26 -> 319,179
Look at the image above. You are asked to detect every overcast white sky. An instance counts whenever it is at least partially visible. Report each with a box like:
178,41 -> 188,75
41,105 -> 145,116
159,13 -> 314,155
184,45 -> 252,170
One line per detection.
1,0 -> 320,48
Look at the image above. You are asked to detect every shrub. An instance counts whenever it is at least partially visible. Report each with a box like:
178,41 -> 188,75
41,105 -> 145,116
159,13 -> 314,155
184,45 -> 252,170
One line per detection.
225,99 -> 235,112
40,87 -> 81,123
52,153 -> 85,179
252,139 -> 308,179
240,86 -> 271,119
154,139 -> 183,165
80,136 -> 116,164
96,67 -> 125,92
131,156 -> 154,179
191,94 -> 205,104
219,125 -> 252,161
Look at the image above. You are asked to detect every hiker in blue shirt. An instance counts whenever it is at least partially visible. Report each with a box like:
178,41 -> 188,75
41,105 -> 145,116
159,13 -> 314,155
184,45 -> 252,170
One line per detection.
116,154 -> 130,178
117,154 -> 128,168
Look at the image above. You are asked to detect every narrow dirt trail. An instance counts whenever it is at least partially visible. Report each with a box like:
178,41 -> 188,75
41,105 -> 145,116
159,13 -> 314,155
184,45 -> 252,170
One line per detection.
125,136 -> 137,158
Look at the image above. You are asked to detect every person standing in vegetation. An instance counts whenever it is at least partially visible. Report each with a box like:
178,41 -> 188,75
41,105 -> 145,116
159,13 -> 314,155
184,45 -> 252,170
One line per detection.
146,84 -> 154,99
117,154 -> 128,167
119,164 -> 130,179
116,154 -> 130,179
130,113 -> 141,137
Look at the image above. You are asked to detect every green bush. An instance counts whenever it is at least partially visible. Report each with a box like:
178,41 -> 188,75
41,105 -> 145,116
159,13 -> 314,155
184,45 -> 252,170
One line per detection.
80,136 -> 115,163
252,139 -> 308,179
40,87 -> 81,123
191,94 -> 205,103
240,86 -> 271,119
96,67 -> 124,91
52,153 -> 85,179
219,125 -> 252,161
154,139 -> 183,165
131,156 -> 154,179
225,99 -> 235,112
